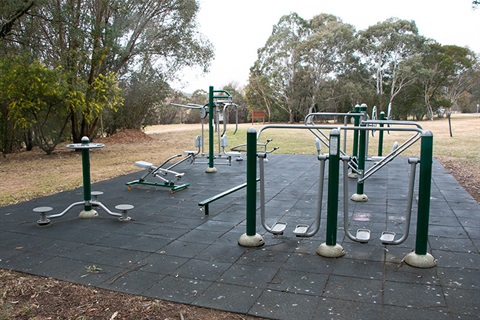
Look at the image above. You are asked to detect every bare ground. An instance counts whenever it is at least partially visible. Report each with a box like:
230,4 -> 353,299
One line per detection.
1,117 -> 479,319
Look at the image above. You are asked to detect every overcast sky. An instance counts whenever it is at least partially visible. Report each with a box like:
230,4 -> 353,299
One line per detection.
173,0 -> 480,93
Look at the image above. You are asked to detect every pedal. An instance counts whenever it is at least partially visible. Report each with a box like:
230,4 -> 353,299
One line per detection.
380,231 -> 396,244
271,222 -> 287,235
293,224 -> 309,237
355,228 -> 370,243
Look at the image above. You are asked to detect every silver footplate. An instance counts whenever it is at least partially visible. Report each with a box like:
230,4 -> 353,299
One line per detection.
293,224 -> 309,237
271,222 -> 287,235
380,231 -> 396,244
356,228 -> 370,243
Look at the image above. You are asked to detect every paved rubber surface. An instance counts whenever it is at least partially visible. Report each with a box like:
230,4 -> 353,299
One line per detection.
1,154 -> 479,319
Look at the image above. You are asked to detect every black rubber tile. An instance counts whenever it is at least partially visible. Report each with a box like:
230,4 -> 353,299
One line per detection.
282,252 -> 336,274
137,252 -> 188,275
218,264 -> 279,289
177,229 -> 226,244
431,250 -> 480,268
101,269 -> 164,295
429,236 -> 478,253
142,275 -> 212,304
58,244 -> 151,268
330,258 -> 384,280
384,262 -> 440,285
384,280 -> 446,308
323,275 -> 383,304
171,258 -> 232,282
30,256 -> 122,286
249,289 -> 320,320
0,251 -> 51,273
159,240 -> 210,258
438,267 -> 480,291
267,268 -> 329,296
0,231 -> 52,251
313,297 -> 385,320
236,247 -> 291,268
119,235 -> 171,252
195,243 -> 246,263
192,283 -> 263,314
443,287 -> 480,318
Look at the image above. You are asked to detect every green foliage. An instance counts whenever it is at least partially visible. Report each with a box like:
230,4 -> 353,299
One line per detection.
0,0 -> 213,143
102,70 -> 168,135
0,56 -> 70,154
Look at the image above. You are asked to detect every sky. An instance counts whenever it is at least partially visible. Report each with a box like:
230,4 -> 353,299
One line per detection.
172,0 -> 480,93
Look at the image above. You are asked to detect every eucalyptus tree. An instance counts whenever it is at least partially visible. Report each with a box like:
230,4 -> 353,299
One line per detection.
413,41 -> 456,119
441,46 -> 479,111
298,14 -> 357,116
357,18 -> 425,113
245,71 -> 279,122
248,13 -> 309,123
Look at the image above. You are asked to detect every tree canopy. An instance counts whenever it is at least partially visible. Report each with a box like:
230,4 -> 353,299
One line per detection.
1,0 -> 214,154
246,13 -> 479,122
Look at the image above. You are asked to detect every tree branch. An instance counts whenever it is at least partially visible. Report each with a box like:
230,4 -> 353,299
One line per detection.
0,1 -> 35,39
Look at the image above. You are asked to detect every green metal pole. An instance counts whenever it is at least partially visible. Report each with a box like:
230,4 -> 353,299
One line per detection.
246,128 -> 257,236
326,129 -> 340,246
378,111 -> 385,156
404,130 -> 435,268
81,137 -> 92,211
207,86 -> 216,172
351,104 -> 369,202
238,127 -> 264,248
352,105 -> 360,158
356,126 -> 366,196
414,130 -> 433,255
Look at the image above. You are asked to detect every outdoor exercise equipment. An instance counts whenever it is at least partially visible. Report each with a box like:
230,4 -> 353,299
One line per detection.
172,87 -> 240,171
258,142 -> 327,237
229,138 -> 279,162
342,156 -> 419,244
219,135 -> 242,164
350,119 -> 424,202
198,178 -> 260,215
239,122 -> 436,268
304,110 -> 365,177
34,137 -> 134,225
197,136 -> 278,216
318,127 -> 436,267
125,145 -> 198,192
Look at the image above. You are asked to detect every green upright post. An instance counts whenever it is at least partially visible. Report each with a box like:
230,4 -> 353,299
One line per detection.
206,86 -> 217,173
238,128 -> 264,247
351,104 -> 368,202
405,130 -> 436,268
246,128 -> 257,236
81,137 -> 92,212
348,104 -> 361,179
352,104 -> 360,158
378,111 -> 385,157
317,129 -> 345,258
